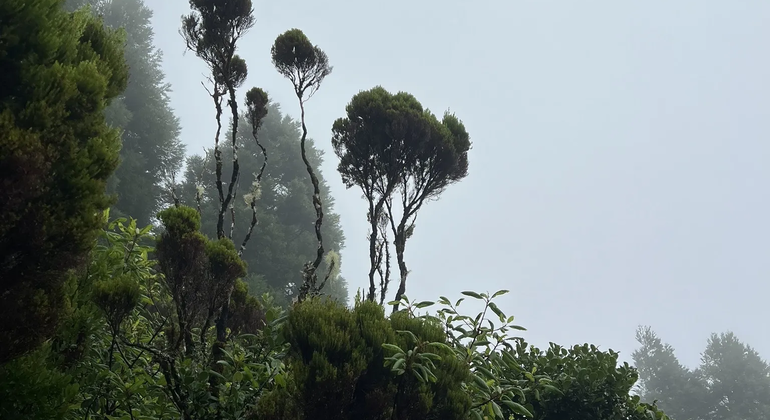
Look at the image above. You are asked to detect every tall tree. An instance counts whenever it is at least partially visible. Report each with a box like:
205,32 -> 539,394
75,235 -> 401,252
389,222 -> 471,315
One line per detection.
178,102 -> 349,306
182,0 -> 254,240
633,327 -> 770,420
180,0 -> 265,365
332,87 -> 471,310
331,87 -> 421,303
66,0 -> 185,226
271,29 -> 334,301
0,0 -> 128,363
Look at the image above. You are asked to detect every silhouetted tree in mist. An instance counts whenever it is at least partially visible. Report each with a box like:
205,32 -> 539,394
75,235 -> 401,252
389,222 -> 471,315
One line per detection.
332,86 -> 471,311
271,29 -> 334,302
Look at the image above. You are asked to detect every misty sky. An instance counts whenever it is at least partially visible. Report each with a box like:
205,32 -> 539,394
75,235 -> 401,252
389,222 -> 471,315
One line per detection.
145,0 -> 770,368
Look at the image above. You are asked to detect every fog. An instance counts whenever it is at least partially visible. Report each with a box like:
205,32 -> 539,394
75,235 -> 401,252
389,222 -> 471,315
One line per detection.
146,0 -> 770,368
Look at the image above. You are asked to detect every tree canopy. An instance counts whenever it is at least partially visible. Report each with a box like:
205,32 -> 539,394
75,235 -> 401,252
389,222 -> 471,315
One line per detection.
0,0 -> 128,363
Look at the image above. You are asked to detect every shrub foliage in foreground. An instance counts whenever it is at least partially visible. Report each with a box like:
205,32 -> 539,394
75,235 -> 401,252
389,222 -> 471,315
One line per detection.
0,214 -> 669,420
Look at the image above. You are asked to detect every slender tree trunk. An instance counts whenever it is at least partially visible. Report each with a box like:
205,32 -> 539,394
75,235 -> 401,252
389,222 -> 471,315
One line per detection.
222,85 -> 240,240
239,122 -> 267,255
367,199 -> 378,302
212,89 -> 226,239
378,226 -> 391,306
296,98 -> 325,301
391,228 -> 408,313
367,196 -> 387,301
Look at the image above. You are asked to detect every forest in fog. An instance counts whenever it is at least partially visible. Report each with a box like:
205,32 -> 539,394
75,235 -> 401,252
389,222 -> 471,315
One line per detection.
1,0 -> 768,419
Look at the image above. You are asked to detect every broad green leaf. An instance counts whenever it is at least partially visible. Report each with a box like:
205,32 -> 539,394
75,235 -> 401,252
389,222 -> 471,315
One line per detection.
489,302 -> 505,321
492,401 -> 503,418
491,289 -> 510,298
501,400 -> 533,418
461,291 -> 483,299
382,343 -> 405,354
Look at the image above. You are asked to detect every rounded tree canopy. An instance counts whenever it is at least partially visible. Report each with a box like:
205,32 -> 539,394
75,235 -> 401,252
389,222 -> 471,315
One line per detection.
332,86 -> 471,195
271,28 -> 332,98
245,87 -> 269,127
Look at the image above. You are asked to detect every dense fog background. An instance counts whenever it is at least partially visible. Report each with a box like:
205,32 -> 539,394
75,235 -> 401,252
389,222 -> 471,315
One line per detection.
147,0 -> 770,367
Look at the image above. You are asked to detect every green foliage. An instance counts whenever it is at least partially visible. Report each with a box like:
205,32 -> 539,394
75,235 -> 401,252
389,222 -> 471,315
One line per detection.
0,0 -> 128,363
92,274 -> 141,332
255,297 -> 470,420
2,211 -> 287,419
66,0 -> 186,227
398,290 -> 669,420
0,3 -> 688,420
634,327 -> 770,420
159,204 -> 202,234
512,341 -> 668,420
0,343 -> 78,420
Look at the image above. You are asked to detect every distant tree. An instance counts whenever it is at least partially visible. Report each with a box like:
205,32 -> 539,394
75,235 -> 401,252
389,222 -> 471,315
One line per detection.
332,87 -> 471,310
633,327 -> 770,420
271,28 -> 333,301
699,332 -> 770,420
65,0 -> 186,226
633,327 -> 709,420
0,0 -> 128,363
178,102 -> 349,306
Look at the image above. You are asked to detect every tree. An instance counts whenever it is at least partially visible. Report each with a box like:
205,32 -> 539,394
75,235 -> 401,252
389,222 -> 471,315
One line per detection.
332,87 -> 471,310
633,327 -> 770,420
177,102 -> 349,306
633,327 -> 708,420
331,87 -> 420,304
0,0 -> 128,363
271,28 -> 334,300
181,0 -> 255,240
181,0 -> 272,362
65,0 -> 186,227
699,332 -> 770,420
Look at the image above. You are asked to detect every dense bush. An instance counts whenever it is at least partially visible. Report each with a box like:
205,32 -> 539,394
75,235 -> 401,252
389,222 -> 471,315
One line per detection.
255,298 -> 470,420
0,0 -> 128,363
